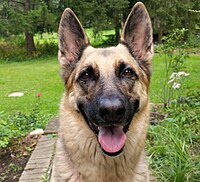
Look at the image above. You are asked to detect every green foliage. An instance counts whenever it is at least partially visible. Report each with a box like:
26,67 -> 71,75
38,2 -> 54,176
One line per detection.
0,29 -> 117,62
0,41 -> 28,62
1,0 -> 199,51
148,51 -> 199,181
0,33 -> 58,62
150,54 -> 200,104
58,0 -> 129,41
0,98 -> 51,148
147,90 -> 200,181
0,40 -> 58,62
8,163 -> 22,173
157,29 -> 190,107
0,0 -> 57,54
36,42 -> 58,56
86,28 -> 116,47
145,0 -> 200,42
40,173 -> 49,182
0,57 -> 62,148
186,33 -> 200,48
0,0 -> 56,36
158,28 -> 189,57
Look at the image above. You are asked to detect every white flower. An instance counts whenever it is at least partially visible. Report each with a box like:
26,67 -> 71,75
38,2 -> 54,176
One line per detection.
170,72 -> 177,79
168,72 -> 190,84
177,72 -> 190,77
172,82 -> 181,89
184,73 -> 190,76
168,78 -> 175,84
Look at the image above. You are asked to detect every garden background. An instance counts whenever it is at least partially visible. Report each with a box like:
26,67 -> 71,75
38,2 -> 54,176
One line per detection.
0,0 -> 199,181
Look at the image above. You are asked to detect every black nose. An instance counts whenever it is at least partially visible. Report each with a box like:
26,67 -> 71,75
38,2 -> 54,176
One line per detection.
99,97 -> 125,123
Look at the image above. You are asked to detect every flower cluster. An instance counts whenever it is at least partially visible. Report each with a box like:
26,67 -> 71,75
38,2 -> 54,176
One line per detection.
168,72 -> 190,89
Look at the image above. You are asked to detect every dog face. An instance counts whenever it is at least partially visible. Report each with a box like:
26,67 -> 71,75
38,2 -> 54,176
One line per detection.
58,2 -> 153,156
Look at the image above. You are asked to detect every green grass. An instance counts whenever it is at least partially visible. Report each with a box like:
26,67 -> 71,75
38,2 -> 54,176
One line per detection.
0,54 -> 199,116
147,92 -> 200,182
0,57 -> 63,116
150,54 -> 200,103
148,54 -> 200,181
147,115 -> 200,181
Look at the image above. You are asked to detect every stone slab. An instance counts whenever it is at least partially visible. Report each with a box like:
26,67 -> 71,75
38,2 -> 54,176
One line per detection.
18,118 -> 58,182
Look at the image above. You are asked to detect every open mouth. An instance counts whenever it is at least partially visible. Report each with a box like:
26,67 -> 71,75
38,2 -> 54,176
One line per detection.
78,104 -> 131,156
86,115 -> 130,156
98,125 -> 127,156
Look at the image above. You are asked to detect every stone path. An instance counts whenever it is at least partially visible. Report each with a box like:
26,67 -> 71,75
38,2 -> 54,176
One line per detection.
18,118 -> 59,182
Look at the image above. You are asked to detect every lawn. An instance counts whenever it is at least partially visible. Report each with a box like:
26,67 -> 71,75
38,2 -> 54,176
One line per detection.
150,54 -> 200,103
0,57 -> 63,117
0,54 -> 199,115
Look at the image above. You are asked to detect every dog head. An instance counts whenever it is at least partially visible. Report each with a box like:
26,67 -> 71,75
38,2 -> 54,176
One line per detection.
58,2 -> 153,156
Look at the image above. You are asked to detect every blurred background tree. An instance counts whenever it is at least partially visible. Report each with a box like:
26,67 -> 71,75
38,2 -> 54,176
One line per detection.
0,0 -> 199,54
0,0 -> 56,53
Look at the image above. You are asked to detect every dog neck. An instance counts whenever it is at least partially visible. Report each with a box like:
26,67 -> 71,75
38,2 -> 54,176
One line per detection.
52,135 -> 149,182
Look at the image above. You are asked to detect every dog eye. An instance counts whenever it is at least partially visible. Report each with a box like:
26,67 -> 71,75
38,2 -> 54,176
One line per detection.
79,71 -> 92,80
122,68 -> 136,78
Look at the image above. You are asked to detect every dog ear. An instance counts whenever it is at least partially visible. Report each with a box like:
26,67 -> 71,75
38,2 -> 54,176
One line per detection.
121,2 -> 153,69
58,8 -> 89,80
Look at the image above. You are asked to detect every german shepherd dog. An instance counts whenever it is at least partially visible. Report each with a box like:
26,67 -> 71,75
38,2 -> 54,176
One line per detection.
51,2 -> 154,182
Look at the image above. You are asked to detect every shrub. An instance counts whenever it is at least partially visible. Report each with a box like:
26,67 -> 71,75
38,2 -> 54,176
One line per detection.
186,32 -> 200,48
147,90 -> 200,181
157,29 -> 190,107
0,41 -> 28,63
36,41 -> 58,56
0,97 -> 51,148
0,33 -> 59,63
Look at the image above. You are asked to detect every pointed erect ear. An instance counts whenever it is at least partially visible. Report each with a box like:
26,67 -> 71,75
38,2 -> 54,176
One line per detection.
121,2 -> 153,63
58,8 -> 89,80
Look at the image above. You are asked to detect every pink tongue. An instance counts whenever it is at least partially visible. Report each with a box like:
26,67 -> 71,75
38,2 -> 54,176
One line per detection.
98,126 -> 126,153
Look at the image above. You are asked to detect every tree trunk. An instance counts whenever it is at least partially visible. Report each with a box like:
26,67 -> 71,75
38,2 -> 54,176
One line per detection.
158,28 -> 163,44
25,32 -> 36,54
24,0 -> 36,54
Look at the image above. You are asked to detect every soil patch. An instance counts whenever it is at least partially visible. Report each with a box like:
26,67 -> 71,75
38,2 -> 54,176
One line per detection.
0,135 -> 40,182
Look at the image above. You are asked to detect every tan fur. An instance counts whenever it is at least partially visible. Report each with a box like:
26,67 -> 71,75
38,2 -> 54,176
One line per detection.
51,2 -> 154,182
51,96 -> 150,182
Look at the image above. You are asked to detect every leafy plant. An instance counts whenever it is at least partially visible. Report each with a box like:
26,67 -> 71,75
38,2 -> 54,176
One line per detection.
147,91 -> 200,182
166,71 -> 190,106
8,163 -> 22,173
0,94 -> 51,148
157,28 -> 190,107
